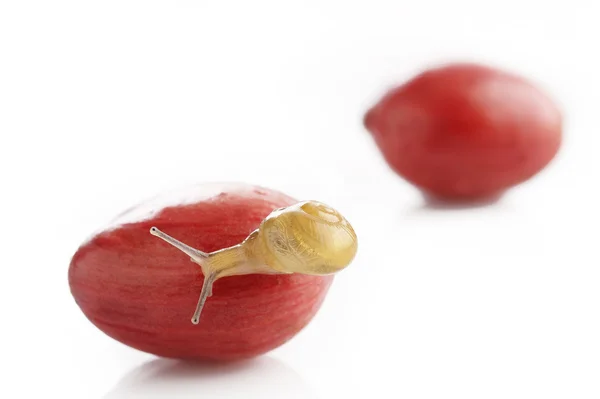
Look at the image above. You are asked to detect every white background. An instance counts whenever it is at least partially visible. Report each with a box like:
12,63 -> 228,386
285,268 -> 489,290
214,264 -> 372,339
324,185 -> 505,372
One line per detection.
1,1 -> 599,398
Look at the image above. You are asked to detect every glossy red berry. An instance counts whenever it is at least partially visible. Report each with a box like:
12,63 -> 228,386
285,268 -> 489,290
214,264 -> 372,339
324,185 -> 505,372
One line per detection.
364,63 -> 562,200
68,183 -> 334,360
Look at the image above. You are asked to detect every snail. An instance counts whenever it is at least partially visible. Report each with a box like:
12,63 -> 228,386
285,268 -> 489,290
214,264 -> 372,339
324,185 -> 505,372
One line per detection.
150,200 -> 358,324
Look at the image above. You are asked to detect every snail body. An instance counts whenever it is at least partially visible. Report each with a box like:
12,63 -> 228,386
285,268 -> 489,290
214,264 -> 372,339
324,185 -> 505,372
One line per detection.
151,200 -> 357,324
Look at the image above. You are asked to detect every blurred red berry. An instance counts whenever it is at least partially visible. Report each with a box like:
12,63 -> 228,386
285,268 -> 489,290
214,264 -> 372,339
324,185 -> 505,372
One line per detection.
364,63 -> 562,200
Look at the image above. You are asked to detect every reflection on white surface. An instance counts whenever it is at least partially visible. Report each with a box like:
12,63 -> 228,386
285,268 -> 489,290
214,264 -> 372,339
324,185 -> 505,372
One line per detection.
103,356 -> 319,399
419,192 -> 504,211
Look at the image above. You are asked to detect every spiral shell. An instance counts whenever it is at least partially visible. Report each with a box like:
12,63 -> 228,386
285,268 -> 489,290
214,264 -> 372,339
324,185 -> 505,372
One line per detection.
257,201 -> 357,275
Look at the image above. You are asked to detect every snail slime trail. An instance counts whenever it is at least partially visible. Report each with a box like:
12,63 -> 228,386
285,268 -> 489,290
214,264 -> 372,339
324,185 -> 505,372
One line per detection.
150,201 -> 358,324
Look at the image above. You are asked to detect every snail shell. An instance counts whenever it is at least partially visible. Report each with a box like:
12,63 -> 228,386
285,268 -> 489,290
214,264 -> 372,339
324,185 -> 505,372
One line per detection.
257,201 -> 358,275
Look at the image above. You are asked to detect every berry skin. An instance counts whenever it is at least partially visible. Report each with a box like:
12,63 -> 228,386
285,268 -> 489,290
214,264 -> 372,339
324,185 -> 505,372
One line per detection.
68,184 -> 334,360
364,63 -> 562,200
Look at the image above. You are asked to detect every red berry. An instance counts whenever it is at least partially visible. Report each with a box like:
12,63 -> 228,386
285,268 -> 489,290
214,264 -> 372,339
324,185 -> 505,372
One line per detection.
69,183 -> 334,360
364,63 -> 562,200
